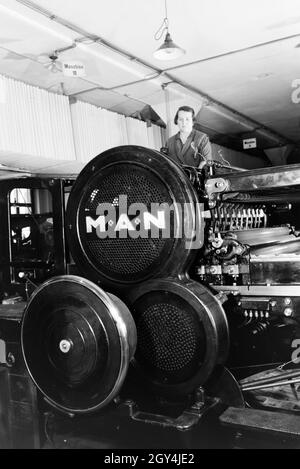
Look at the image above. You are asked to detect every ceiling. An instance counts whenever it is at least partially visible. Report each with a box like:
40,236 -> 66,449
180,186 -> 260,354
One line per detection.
1,0 -> 300,159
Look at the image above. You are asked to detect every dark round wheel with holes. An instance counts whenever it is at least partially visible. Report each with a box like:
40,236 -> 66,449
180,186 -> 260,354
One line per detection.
127,278 -> 229,397
66,145 -> 203,291
21,275 -> 136,414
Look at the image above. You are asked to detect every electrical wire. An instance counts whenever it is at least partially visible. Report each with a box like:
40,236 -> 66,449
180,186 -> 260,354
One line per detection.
276,360 -> 300,371
154,0 -> 169,41
217,148 -> 231,167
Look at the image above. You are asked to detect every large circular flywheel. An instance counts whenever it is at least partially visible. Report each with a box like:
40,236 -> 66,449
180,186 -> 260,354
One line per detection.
66,146 -> 203,291
21,275 -> 136,414
128,279 -> 229,397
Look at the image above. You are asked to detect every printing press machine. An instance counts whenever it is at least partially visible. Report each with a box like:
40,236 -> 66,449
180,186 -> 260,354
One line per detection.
0,146 -> 299,449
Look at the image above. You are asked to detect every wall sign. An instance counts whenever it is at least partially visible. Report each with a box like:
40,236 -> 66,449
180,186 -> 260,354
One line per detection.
243,138 -> 257,149
62,61 -> 86,77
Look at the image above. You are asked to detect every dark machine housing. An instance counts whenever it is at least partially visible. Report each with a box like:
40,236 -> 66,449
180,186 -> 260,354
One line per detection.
0,146 -> 300,448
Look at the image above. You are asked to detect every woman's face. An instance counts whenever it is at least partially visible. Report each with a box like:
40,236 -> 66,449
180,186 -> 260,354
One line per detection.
177,110 -> 194,134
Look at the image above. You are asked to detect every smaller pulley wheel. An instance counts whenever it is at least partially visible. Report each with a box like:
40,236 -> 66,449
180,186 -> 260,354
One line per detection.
127,279 -> 229,397
21,275 -> 136,414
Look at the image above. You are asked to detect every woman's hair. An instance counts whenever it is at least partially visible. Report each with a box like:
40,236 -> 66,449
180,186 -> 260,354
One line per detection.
174,106 -> 195,124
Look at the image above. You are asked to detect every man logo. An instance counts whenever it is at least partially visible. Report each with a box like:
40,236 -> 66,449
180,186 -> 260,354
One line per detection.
86,211 -> 166,237
85,195 -> 168,239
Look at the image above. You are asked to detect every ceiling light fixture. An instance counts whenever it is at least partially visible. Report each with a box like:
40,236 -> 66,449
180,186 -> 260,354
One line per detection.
44,53 -> 61,73
153,0 -> 185,61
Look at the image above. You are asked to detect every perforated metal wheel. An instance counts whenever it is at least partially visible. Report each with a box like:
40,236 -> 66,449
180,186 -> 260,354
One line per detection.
21,275 -> 136,414
128,278 -> 229,397
66,146 -> 203,291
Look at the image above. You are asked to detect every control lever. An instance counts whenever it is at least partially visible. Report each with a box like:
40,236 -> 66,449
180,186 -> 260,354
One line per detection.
18,272 -> 38,300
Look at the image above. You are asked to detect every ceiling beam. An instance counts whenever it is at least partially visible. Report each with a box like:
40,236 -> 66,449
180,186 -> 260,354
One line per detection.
14,0 -> 299,147
164,33 -> 300,73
